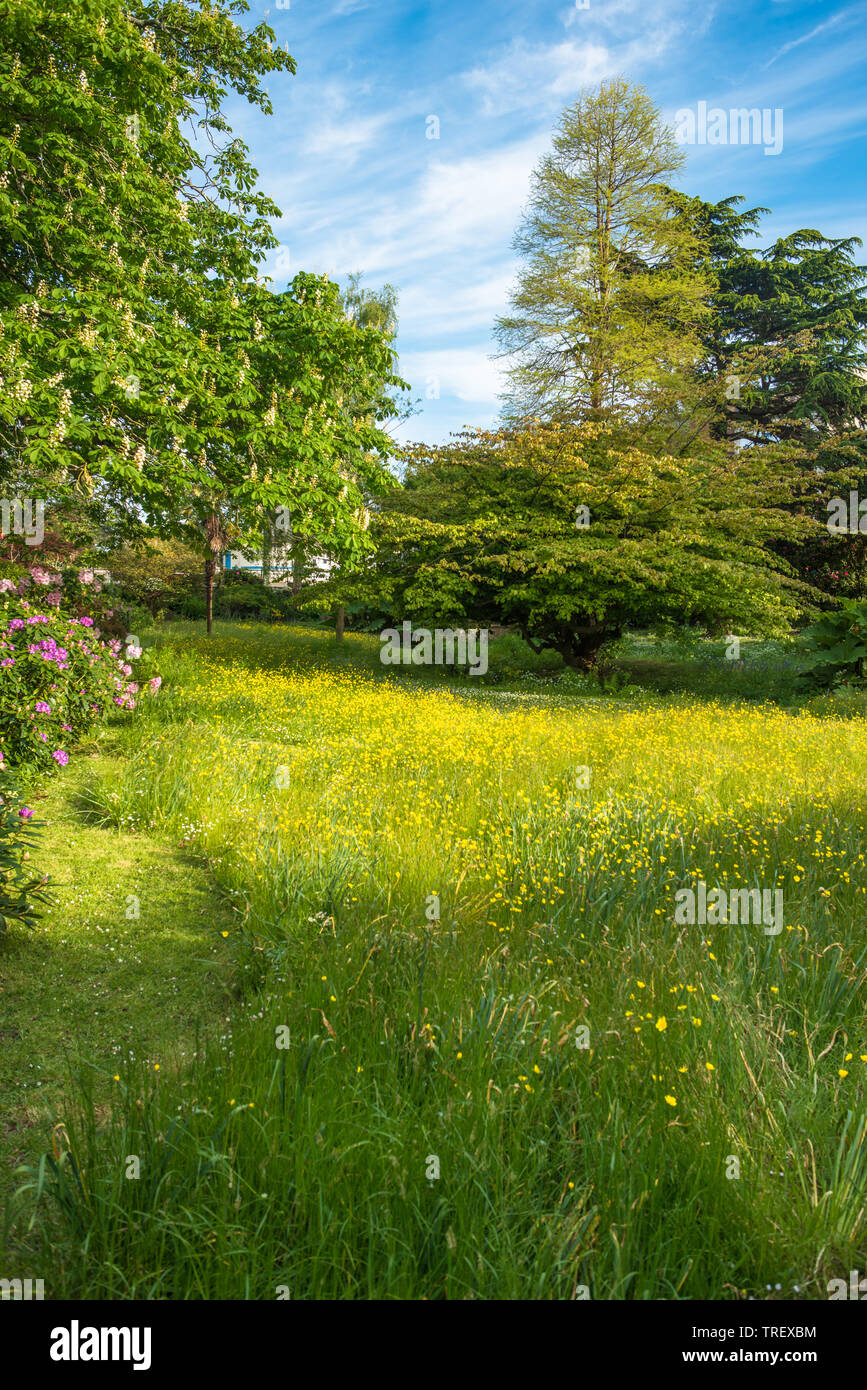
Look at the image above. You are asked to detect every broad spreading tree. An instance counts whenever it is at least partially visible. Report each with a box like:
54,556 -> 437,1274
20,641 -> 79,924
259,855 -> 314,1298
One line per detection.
333,420 -> 827,669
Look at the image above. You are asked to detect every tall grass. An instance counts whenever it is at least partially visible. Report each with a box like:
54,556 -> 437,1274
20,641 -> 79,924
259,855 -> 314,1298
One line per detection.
8,625 -> 867,1298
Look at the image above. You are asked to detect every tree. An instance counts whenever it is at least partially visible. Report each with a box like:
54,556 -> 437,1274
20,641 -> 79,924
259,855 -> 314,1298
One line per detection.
339,420 -> 825,670
175,272 -> 405,631
283,273 -> 409,638
0,0 -> 292,516
0,4 -> 404,625
494,80 -> 712,425
665,192 -> 867,444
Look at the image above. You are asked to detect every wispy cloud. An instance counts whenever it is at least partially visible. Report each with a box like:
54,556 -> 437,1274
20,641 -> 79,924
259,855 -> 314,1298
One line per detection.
763,7 -> 849,66
236,0 -> 867,441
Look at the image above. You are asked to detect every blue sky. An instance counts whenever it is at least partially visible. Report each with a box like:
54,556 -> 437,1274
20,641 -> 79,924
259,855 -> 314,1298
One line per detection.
230,0 -> 867,445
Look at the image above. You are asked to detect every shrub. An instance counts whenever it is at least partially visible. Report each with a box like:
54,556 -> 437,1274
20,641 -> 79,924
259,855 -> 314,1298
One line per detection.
177,594 -> 207,619
99,539 -> 203,616
0,565 -> 161,772
479,633 -> 564,684
798,599 -> 867,691
123,603 -> 156,635
214,572 -> 296,621
0,773 -> 50,933
214,580 -> 269,619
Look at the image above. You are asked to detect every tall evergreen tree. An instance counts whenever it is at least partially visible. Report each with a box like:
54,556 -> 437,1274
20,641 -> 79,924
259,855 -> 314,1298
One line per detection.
494,79 -> 712,425
666,192 -> 867,444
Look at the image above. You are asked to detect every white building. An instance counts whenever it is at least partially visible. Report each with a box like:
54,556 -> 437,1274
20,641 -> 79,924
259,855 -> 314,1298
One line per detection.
222,550 -> 334,587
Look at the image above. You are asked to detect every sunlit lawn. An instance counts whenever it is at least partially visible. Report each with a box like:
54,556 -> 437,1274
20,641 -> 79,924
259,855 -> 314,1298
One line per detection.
6,623 -> 867,1299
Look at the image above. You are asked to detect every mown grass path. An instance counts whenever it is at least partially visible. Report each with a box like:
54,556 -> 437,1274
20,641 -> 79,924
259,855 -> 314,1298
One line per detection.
0,744 -> 233,1214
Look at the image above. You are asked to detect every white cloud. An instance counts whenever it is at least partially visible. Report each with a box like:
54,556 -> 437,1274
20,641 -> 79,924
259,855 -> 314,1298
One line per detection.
764,14 -> 845,66
400,348 -> 507,404
399,271 -> 517,337
463,38 -> 616,117
461,23 -> 686,120
307,112 -> 393,162
284,134 -> 546,281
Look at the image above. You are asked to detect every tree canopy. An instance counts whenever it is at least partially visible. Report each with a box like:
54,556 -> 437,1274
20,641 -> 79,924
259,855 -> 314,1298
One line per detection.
334,419 -> 826,668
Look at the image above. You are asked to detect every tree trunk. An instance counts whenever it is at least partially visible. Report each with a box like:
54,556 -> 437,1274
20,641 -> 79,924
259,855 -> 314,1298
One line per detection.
205,556 -> 215,634
262,509 -> 273,588
336,603 -> 345,642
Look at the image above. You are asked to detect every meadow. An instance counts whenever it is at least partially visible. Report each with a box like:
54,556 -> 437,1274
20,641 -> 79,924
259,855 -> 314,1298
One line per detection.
4,622 -> 867,1300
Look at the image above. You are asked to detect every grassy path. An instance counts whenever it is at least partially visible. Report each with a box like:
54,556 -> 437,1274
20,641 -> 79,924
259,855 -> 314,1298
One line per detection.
0,745 -> 234,1213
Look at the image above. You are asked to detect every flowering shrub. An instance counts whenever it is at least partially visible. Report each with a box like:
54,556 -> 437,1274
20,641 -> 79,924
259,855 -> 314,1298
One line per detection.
0,564 -> 161,772
0,773 -> 50,932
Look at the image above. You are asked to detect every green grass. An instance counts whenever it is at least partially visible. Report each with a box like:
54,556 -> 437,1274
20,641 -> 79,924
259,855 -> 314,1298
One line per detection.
3,623 -> 867,1300
0,738 -> 235,1219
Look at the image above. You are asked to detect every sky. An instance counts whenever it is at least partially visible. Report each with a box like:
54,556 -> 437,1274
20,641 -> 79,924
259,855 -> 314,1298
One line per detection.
228,0 -> 867,445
